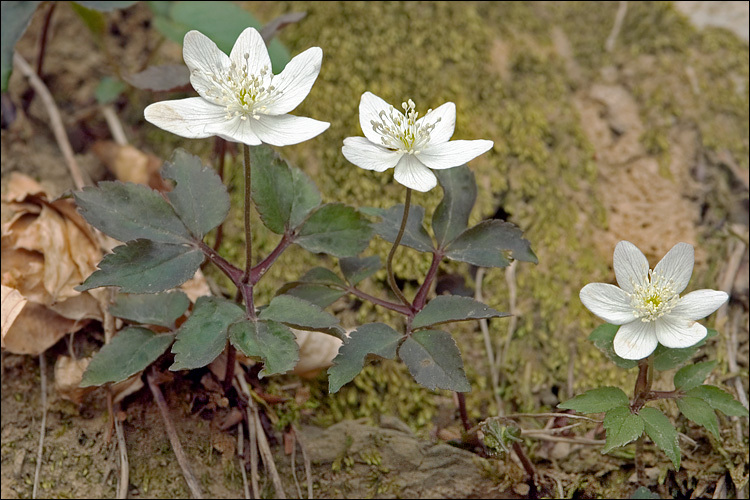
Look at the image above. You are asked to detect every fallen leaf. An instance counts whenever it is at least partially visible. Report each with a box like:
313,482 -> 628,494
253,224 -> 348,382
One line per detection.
1,285 -> 27,339
293,329 -> 347,379
54,355 -> 95,404
91,141 -> 168,190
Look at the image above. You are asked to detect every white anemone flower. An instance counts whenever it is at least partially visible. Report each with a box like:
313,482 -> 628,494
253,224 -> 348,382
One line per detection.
580,241 -> 728,360
144,28 -> 329,146
341,92 -> 493,192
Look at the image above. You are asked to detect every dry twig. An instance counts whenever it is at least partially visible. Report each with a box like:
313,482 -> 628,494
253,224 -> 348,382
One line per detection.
237,423 -> 250,499
32,354 -> 47,500
605,1 -> 628,53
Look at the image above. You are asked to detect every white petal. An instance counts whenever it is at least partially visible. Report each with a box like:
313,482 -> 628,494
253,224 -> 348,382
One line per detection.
670,289 -> 728,321
249,114 -> 329,146
579,283 -> 635,325
393,155 -> 438,192
144,98 -> 229,139
229,27 -> 272,79
203,115 -> 262,146
613,241 -> 649,293
183,30 -> 230,103
417,139 -> 493,170
418,102 -> 455,144
653,242 -> 694,294
265,47 -> 322,114
654,315 -> 706,349
342,137 -> 403,172
359,92 -> 394,144
614,321 -> 659,360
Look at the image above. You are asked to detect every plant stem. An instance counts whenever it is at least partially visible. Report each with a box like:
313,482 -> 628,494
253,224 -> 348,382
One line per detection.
386,188 -> 413,307
342,284 -> 412,316
512,441 -> 538,498
36,2 -> 57,77
634,435 -> 645,486
241,144 -> 255,317
223,341 -> 236,393
457,392 -> 470,432
211,138 -> 227,252
250,232 -> 294,285
197,240 -> 244,284
413,250 -> 442,311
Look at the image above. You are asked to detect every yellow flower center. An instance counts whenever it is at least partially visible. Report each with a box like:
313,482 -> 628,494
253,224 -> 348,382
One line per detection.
630,269 -> 679,322
370,99 -> 440,154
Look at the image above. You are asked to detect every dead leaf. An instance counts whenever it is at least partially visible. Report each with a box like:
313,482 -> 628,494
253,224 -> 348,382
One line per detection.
1,285 -> 27,339
292,329 -> 347,379
91,141 -> 167,190
1,301 -> 86,354
54,355 -> 95,404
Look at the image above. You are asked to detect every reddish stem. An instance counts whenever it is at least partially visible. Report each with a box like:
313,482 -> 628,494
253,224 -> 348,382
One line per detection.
413,250 -> 442,311
249,232 -> 294,285
344,285 -> 413,316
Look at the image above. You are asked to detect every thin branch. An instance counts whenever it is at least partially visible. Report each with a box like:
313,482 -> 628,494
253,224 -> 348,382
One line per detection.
237,423 -> 250,499
386,188 -> 413,307
343,284 -> 412,316
114,408 -> 129,499
292,425 -> 314,499
605,1 -> 628,53
475,267 -> 503,413
100,105 -> 128,145
289,431 -> 303,499
250,232 -> 294,285
496,261 -> 518,383
32,354 -> 48,500
412,250 -> 441,311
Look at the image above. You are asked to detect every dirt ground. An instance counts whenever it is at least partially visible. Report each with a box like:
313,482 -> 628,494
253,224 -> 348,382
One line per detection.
2,2 -> 748,499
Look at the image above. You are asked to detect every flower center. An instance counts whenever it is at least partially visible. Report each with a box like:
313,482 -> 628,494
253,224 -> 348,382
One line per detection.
370,99 -> 440,154
630,269 -> 679,322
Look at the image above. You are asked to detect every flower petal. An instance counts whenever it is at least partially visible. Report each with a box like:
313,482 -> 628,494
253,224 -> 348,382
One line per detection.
249,114 -> 329,146
359,92 -> 394,144
654,315 -> 706,349
229,27 -> 272,80
653,242 -> 694,294
417,139 -> 493,170
265,47 -> 322,115
393,155 -> 438,192
613,241 -> 649,293
418,102 -> 455,144
614,321 -> 659,360
342,137 -> 403,172
183,30 -> 231,103
203,115 -> 262,146
579,283 -> 635,325
670,289 -> 728,321
144,98 -> 229,139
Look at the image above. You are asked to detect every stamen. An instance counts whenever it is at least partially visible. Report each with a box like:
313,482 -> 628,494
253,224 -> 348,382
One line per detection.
370,99 -> 442,154
629,269 -> 679,322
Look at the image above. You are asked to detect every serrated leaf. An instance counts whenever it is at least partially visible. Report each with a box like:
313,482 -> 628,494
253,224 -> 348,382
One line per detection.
687,385 -> 749,417
676,396 -> 719,438
259,294 -> 339,332
588,324 -> 639,370
674,361 -> 717,391
398,330 -> 470,392
275,267 -> 346,309
170,296 -> 245,371
652,328 -> 717,371
77,240 -> 204,293
412,295 -> 508,329
80,327 -> 173,387
228,319 -> 298,377
363,204 -> 434,252
639,407 -> 680,469
162,149 -> 230,239
558,387 -> 630,414
328,323 -> 401,393
339,255 -> 381,285
295,203 -> 372,257
75,181 -> 192,244
110,291 -> 190,328
602,405 -> 644,453
432,166 -> 477,248
445,219 -> 537,267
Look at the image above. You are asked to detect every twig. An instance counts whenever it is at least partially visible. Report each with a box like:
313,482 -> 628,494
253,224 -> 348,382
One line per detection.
253,403 -> 286,498
100,105 -> 128,145
289,431 -> 303,499
114,407 -> 129,499
475,268 -> 503,413
237,423 -> 250,499
518,433 -> 605,445
605,1 -> 628,53
147,369 -> 203,499
292,425 -> 314,499
504,412 -> 602,423
248,405 -> 260,498
32,354 -> 48,500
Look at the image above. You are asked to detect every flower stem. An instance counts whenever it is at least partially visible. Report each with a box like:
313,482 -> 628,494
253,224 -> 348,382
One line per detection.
240,144 -> 255,318
386,188 -> 413,307
413,250 -> 442,311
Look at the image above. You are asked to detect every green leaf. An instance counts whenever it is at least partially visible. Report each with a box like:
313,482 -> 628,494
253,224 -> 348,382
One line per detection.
674,361 -> 717,391
339,256 -> 380,285
328,323 -> 401,393
75,181 -> 192,244
676,396 -> 719,439
295,203 -> 372,258
652,328 -> 717,371
259,295 -> 340,332
228,319 -> 299,377
275,267 -> 346,309
686,385 -> 749,417
94,77 -> 126,105
639,407 -> 680,469
432,166 -> 477,248
398,330 -> 470,392
412,295 -> 508,330
70,2 -> 106,36
445,220 -> 537,268
1,1 -> 42,91
162,149 -> 230,239
363,204 -> 434,252
109,291 -> 190,329
77,240 -> 204,293
170,296 -> 245,371
602,405 -> 644,454
80,327 -> 173,387
558,387 -> 630,414
588,324 -> 639,370
630,486 -> 661,499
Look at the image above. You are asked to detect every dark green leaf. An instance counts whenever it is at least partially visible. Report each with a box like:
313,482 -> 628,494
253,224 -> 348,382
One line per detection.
259,295 -> 340,332
328,323 -> 401,393
81,327 -> 173,387
630,486 -> 661,499
602,405 -> 644,453
639,407 -> 680,469
94,77 -> 126,105
123,64 -> 190,92
1,1 -> 42,91
109,291 -> 190,329
75,1 -> 138,11
77,240 -> 204,293
686,385 -> 749,417
170,296 -> 245,371
653,328 -> 717,371
558,387 -> 630,414
363,204 -> 434,252
588,324 -> 639,370
398,330 -> 470,392
75,181 -> 192,244
432,166 -> 476,248
339,256 -> 380,285
674,361 -> 717,391
445,220 -> 537,268
162,149 -> 230,239
412,295 -> 508,330
279,284 -> 345,310
295,203 -> 372,257
229,319 -> 298,377
676,396 -> 719,439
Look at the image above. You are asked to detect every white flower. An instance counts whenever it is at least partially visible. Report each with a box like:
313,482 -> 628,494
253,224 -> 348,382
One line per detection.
580,241 -> 728,360
341,92 -> 493,192
144,28 -> 329,146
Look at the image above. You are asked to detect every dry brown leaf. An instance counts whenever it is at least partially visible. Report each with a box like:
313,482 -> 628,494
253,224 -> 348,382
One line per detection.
91,141 -> 167,190
1,301 -> 86,354
1,285 -> 27,340
54,355 -> 95,404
